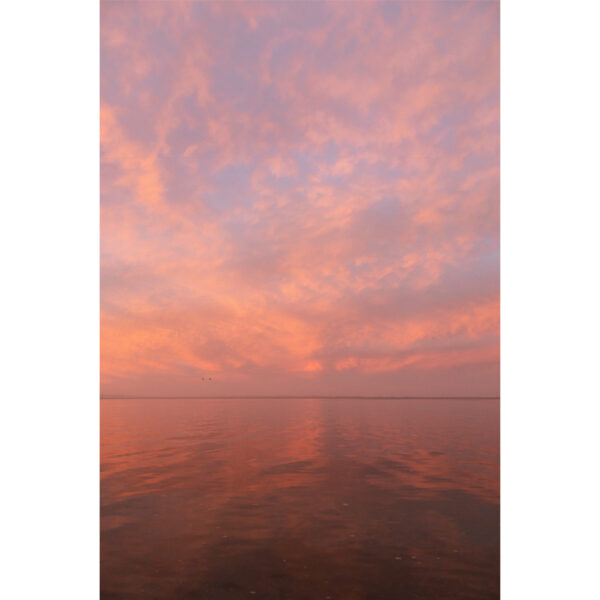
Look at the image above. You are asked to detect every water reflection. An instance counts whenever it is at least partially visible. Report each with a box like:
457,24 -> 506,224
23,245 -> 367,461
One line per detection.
101,398 -> 499,599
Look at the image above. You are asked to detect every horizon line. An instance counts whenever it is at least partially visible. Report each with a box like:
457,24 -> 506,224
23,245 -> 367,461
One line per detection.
100,395 -> 500,400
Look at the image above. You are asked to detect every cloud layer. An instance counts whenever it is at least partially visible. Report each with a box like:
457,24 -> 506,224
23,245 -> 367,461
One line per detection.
100,1 -> 499,397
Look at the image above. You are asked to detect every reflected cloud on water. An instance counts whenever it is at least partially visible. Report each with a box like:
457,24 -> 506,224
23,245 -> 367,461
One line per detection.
101,398 -> 499,599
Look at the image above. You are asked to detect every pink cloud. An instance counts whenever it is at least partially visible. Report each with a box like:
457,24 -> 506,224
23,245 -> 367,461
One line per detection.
101,0 -> 499,397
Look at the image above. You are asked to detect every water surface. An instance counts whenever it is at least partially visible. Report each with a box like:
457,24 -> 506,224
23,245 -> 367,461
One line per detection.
101,398 -> 499,599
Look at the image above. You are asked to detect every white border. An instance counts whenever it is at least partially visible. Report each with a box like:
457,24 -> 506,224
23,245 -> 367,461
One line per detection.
502,0 -> 599,597
1,1 -> 99,598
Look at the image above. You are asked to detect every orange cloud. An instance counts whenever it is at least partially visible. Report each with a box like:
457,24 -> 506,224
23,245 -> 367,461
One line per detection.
101,0 -> 499,397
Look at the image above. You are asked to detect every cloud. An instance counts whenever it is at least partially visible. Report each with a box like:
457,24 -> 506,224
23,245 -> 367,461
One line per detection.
101,0 -> 499,396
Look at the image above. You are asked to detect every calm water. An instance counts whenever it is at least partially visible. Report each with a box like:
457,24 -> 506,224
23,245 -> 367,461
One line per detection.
101,398 -> 499,599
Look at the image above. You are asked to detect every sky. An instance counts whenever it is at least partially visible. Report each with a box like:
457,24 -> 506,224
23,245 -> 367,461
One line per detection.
100,0 -> 499,398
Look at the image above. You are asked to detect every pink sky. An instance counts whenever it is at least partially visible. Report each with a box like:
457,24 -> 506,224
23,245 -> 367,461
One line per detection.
100,1 -> 499,397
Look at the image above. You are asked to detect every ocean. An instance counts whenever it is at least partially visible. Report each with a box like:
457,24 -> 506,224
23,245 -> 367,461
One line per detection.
101,397 -> 499,599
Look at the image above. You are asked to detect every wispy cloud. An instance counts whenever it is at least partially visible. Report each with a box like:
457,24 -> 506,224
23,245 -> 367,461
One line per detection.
101,0 -> 499,396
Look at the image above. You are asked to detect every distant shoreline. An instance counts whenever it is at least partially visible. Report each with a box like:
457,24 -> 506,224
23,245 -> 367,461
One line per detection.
100,395 -> 500,400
